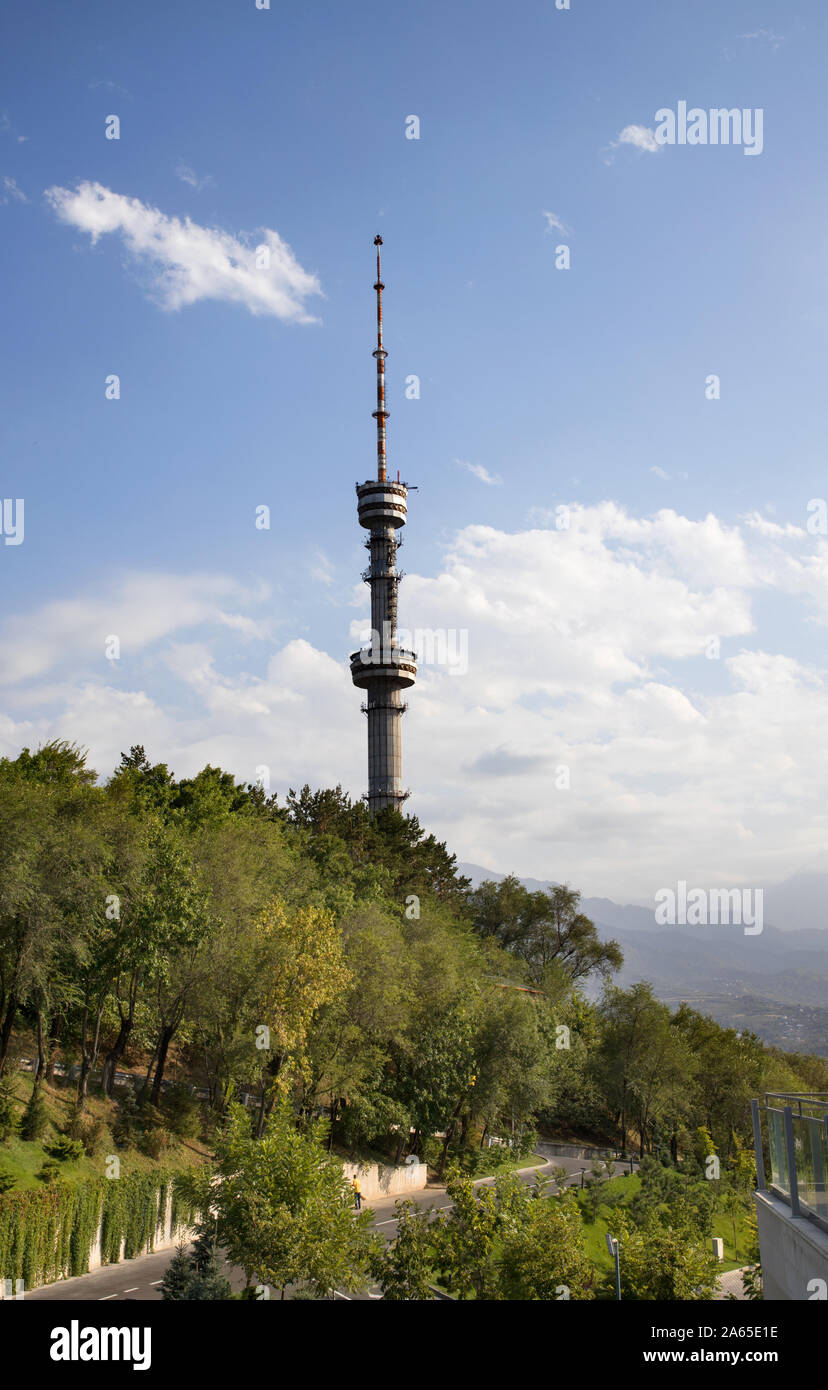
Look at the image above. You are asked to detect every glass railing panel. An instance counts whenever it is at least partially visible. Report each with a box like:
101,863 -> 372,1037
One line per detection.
767,1108 -> 789,1193
794,1113 -> 828,1221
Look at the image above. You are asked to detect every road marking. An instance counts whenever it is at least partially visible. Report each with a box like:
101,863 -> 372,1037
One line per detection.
333,1290 -> 351,1300
375,1218 -> 397,1226
150,1280 -> 163,1285
99,1294 -> 119,1301
123,1287 -> 138,1293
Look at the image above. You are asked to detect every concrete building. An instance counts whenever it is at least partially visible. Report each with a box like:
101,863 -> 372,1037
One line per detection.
752,1091 -> 828,1299
350,237 -> 416,814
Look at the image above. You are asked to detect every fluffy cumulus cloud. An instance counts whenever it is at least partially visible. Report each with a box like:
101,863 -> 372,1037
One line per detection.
44,182 -> 322,321
0,572 -> 270,687
613,124 -> 661,153
3,505 -> 828,901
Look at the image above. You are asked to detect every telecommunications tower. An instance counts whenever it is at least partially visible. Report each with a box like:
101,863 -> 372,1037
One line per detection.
349,237 -> 416,813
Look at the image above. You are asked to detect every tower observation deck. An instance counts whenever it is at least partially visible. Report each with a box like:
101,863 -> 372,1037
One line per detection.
350,237 -> 416,814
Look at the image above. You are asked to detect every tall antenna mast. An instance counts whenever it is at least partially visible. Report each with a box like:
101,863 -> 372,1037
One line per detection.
372,234 -> 388,482
351,236 -> 416,815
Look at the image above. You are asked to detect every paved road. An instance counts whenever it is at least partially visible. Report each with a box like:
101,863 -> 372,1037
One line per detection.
25,1153 -> 637,1302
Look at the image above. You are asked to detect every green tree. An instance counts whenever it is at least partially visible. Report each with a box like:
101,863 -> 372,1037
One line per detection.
19,1087 -> 49,1140
160,1245 -> 196,1300
249,898 -> 351,1136
499,1192 -> 595,1300
671,1005 -> 765,1161
185,1103 -> 374,1299
615,1215 -> 718,1300
432,1173 -> 501,1300
597,983 -> 696,1157
185,1224 -> 232,1300
371,1200 -> 435,1300
469,879 -> 622,988
100,824 -> 210,1096
0,750 -> 104,1081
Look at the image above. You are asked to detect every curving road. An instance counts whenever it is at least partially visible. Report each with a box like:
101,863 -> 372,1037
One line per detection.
24,1152 -> 637,1302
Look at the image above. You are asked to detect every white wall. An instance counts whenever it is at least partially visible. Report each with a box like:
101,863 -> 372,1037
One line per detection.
755,1190 -> 828,1301
342,1159 -> 427,1200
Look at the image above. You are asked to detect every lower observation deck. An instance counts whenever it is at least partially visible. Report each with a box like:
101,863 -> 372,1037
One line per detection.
356,480 -> 408,529
350,647 -> 417,691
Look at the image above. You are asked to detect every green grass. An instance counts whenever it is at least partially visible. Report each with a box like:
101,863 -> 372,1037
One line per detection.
574,1173 -> 641,1275
468,1151 -> 547,1180
571,1172 -> 753,1282
0,1072 -> 208,1191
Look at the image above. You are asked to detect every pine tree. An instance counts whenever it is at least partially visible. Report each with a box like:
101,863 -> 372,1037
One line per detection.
187,1223 -> 232,1299
160,1244 -> 195,1300
188,1257 -> 232,1301
20,1088 -> 48,1140
189,1224 -> 218,1277
112,1085 -> 139,1146
0,1082 -> 17,1141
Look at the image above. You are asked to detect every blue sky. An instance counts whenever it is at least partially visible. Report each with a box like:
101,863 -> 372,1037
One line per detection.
2,0 -> 828,902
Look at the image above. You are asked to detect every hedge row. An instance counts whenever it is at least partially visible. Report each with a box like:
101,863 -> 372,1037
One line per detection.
0,1170 -> 197,1290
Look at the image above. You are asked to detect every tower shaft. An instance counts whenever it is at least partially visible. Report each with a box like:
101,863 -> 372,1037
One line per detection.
350,237 -> 416,814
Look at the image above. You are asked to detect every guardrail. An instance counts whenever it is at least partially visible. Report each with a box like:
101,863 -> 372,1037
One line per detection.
751,1092 -> 828,1234
535,1141 -> 629,1162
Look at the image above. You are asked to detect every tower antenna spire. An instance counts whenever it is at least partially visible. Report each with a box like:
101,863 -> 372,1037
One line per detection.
351,235 -> 416,815
372,234 -> 388,483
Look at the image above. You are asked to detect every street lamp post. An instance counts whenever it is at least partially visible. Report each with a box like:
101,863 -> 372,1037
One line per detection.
606,1233 -> 621,1301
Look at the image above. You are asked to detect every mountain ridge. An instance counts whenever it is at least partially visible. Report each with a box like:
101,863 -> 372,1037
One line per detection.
457,862 -> 828,1056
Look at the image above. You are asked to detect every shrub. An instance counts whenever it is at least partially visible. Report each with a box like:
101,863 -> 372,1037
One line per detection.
0,1084 -> 18,1141
139,1126 -> 172,1160
0,1166 -> 16,1194
112,1087 -> 139,1147
19,1090 -> 49,1141
66,1105 -> 104,1155
161,1083 -> 199,1138
77,1116 -> 105,1156
199,1106 -> 218,1145
136,1101 -> 164,1131
45,1135 -> 85,1162
37,1159 -> 61,1184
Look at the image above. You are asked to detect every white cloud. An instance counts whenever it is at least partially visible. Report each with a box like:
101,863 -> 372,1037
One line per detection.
0,572 -> 268,686
311,550 -> 335,586
742,511 -> 805,539
542,210 -> 570,236
613,124 -> 661,154
458,459 -> 503,487
175,164 -> 215,192
740,28 -> 784,48
44,182 -> 322,321
5,506 -> 828,899
1,176 -> 27,205
650,465 -> 670,480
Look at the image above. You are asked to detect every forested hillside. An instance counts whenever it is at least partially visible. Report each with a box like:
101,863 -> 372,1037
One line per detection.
1,738 -> 823,1182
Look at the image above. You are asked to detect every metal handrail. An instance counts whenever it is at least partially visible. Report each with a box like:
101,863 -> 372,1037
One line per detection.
752,1094 -> 828,1236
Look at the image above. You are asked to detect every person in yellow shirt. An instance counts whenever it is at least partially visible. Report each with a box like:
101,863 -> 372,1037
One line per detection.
352,1177 -> 362,1210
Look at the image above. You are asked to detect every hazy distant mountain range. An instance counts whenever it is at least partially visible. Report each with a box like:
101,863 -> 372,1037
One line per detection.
458,863 -> 828,1057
